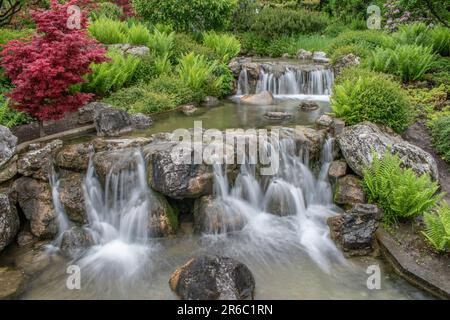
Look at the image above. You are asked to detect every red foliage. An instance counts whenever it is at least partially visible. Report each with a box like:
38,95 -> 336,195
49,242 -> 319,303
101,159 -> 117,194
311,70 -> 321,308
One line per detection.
0,0 -> 108,121
115,0 -> 134,18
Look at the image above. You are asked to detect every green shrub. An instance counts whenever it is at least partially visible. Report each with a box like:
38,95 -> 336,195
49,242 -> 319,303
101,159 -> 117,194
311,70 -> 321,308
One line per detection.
176,53 -> 221,92
249,7 -> 329,39
430,116 -> 450,163
83,50 -> 140,95
203,32 -> 241,63
131,0 -> 236,32
331,68 -> 413,132
363,151 -> 443,224
146,75 -> 201,105
0,96 -> 32,128
153,53 -> 172,76
426,27 -> 450,56
367,44 -> 436,82
422,201 -> 450,252
172,33 -> 220,61
131,53 -> 158,84
90,2 -> 124,20
328,30 -> 395,53
231,0 -> 261,32
130,92 -> 177,114
148,30 -> 175,57
127,23 -> 152,46
88,17 -> 128,44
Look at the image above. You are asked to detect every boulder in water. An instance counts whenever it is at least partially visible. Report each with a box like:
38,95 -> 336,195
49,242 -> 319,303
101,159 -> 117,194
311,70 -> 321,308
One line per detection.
337,122 -> 438,180
296,49 -> 313,60
0,193 -> 20,253
328,203 -> 383,256
202,96 -> 219,107
194,195 -> 245,234
60,227 -> 93,256
240,91 -> 275,105
59,172 -> 87,224
0,267 -> 26,299
299,101 -> 319,111
263,111 -> 292,120
130,113 -> 152,130
55,142 -> 92,172
169,255 -> 255,300
334,175 -> 365,206
94,107 -> 133,137
328,160 -> 348,180
312,51 -> 330,63
13,177 -> 57,239
148,191 -> 178,237
14,241 -> 53,276
78,102 -> 110,125
180,104 -> 198,116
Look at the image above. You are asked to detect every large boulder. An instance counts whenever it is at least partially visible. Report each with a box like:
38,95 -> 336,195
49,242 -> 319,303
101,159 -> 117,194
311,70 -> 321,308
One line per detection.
60,227 -> 93,256
240,91 -> 275,105
296,49 -> 313,60
94,107 -> 133,137
0,193 -> 20,252
263,111 -> 292,120
279,126 -> 327,162
93,148 -> 140,184
194,196 -> 245,234
17,140 -> 63,180
328,203 -> 383,256
0,267 -> 26,299
14,177 -> 58,239
58,172 -> 86,224
148,191 -> 178,237
130,113 -> 152,130
0,125 -> 18,169
312,51 -> 330,63
334,175 -> 365,206
0,154 -> 18,183
143,142 -> 215,199
55,142 -> 92,172
78,102 -> 110,125
337,122 -> 438,180
169,255 -> 255,300
328,160 -> 348,181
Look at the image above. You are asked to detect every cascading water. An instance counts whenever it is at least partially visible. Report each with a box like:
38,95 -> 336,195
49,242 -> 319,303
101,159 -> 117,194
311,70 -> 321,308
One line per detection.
237,66 -> 334,97
203,136 -> 345,272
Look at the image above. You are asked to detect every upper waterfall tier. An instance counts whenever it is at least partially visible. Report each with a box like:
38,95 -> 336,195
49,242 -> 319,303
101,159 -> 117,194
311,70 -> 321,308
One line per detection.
229,58 -> 334,96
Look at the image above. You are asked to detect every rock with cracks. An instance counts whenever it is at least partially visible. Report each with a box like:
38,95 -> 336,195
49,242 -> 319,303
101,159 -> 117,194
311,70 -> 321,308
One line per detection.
169,255 -> 255,300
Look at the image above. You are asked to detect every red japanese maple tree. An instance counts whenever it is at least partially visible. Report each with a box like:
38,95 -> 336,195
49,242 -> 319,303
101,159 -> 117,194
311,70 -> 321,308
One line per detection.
0,0 -> 107,133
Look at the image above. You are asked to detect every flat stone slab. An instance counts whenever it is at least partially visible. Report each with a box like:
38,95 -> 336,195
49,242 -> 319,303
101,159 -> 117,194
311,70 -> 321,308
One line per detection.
376,227 -> 450,299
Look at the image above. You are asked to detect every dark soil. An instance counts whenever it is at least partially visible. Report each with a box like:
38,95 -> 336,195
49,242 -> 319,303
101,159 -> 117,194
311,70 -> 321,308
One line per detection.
11,112 -> 81,144
403,121 -> 450,203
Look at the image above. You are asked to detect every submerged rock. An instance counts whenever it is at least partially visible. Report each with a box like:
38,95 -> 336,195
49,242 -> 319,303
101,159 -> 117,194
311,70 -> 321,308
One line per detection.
337,122 -> 438,180
240,91 -> 275,105
94,108 -> 133,137
0,193 -> 20,253
17,140 -> 63,180
299,101 -> 319,111
194,196 -> 245,234
14,177 -> 57,239
58,172 -> 86,224
202,96 -> 219,107
334,175 -> 365,206
0,267 -> 26,299
14,241 -> 52,276
0,125 -> 18,169
263,111 -> 292,120
169,255 -> 255,300
328,203 -> 383,256
180,104 -> 198,116
130,113 -> 152,130
315,114 -> 333,129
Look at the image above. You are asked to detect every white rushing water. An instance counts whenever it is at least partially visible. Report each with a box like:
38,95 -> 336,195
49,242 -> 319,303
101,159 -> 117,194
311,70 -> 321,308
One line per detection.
237,67 -> 334,96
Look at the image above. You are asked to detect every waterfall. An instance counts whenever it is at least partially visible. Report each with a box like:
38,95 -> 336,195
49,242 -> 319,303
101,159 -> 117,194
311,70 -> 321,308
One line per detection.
74,150 -> 158,286
49,168 -> 69,246
237,67 -> 334,97
205,137 -> 345,272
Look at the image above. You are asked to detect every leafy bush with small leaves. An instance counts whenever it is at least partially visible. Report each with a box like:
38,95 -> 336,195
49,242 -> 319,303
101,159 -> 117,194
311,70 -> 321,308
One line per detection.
203,32 -> 240,63
422,201 -> 450,252
328,30 -> 395,53
367,44 -> 436,82
331,67 -> 413,132
172,33 -> 220,61
430,116 -> 450,163
83,50 -> 140,95
249,7 -> 329,39
363,151 -> 443,224
88,16 -> 128,44
90,2 -> 124,20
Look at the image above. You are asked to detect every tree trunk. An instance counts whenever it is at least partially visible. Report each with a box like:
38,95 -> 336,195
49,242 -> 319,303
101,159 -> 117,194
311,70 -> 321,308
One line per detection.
38,120 -> 45,137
